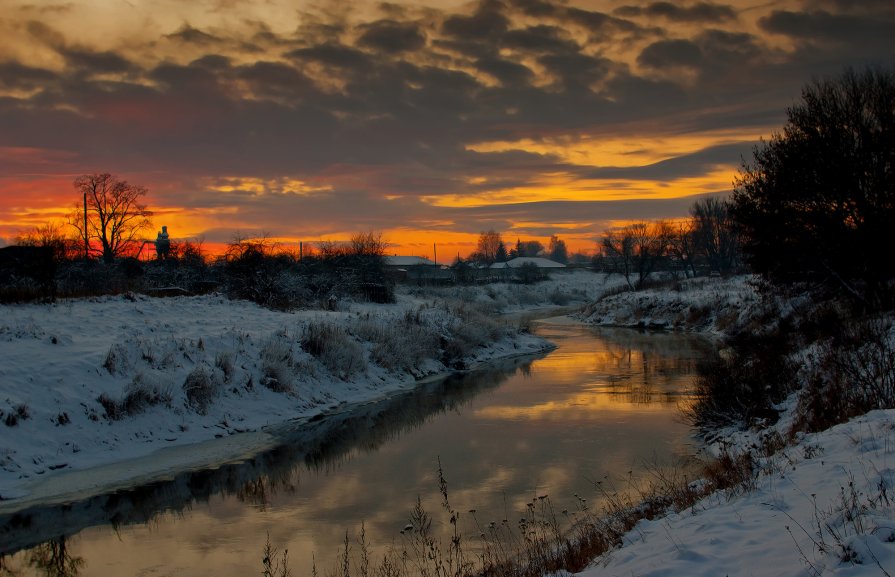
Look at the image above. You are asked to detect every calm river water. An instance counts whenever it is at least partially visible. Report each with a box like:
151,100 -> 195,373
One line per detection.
1,318 -> 711,576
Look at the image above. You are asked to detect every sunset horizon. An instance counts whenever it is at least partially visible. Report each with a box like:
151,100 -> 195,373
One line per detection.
2,0 -> 893,259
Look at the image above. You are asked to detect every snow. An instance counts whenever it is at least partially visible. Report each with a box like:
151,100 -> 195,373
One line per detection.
574,273 -> 895,577
577,275 -> 764,335
5,270 -> 894,577
0,270 -> 599,510
581,409 -> 895,577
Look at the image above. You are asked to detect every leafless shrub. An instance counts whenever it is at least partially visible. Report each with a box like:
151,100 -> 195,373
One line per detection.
352,312 -> 440,373
3,403 -> 31,427
103,343 -> 129,375
96,374 -> 172,420
260,337 -> 294,392
796,317 -> 895,432
215,351 -> 235,382
548,288 -> 570,306
301,321 -> 366,379
183,366 -> 221,414
122,373 -> 173,415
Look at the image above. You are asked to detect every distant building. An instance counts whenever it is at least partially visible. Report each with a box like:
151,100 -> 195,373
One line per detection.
384,256 -> 436,267
490,257 -> 566,269
384,256 -> 451,284
489,256 -> 566,283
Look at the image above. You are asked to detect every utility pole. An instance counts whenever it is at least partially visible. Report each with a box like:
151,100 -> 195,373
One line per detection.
433,243 -> 437,266
83,192 -> 89,260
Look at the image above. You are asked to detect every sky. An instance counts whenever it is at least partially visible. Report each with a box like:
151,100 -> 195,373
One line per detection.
1,0 -> 893,259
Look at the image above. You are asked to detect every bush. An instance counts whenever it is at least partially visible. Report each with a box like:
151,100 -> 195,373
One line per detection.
733,67 -> 895,309
3,404 -> 30,427
98,375 -> 173,420
301,321 -> 365,379
260,337 -> 294,393
796,318 -> 895,431
687,326 -> 797,430
353,310 -> 440,373
183,367 -> 220,414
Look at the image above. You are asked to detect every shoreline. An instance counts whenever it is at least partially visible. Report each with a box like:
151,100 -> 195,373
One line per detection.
0,307 -> 565,514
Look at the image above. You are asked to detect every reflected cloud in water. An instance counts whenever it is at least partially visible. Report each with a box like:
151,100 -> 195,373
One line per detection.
1,322 -> 711,576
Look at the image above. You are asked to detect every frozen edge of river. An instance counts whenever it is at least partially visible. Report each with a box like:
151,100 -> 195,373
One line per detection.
0,318 -> 563,516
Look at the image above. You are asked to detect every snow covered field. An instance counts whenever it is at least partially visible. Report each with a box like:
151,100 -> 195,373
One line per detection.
0,271 -> 599,508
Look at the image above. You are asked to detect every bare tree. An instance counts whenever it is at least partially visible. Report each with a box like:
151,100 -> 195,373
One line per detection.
601,221 -> 673,289
473,229 -> 503,265
691,197 -> 738,275
15,221 -> 75,261
668,219 -> 698,279
548,235 -> 568,263
69,173 -> 153,263
349,231 -> 388,257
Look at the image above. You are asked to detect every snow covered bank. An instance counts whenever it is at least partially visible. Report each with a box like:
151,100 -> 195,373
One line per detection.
571,273 -> 895,576
578,275 -> 763,335
581,409 -> 895,577
0,283 -> 575,506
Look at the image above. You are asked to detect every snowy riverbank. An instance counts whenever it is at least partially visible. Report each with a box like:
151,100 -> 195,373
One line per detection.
0,272 -> 600,507
581,407 -> 895,577
573,274 -> 895,577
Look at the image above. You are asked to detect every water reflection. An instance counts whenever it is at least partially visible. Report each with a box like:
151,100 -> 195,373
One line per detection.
1,321 -> 710,577
26,537 -> 84,577
0,357 -> 533,557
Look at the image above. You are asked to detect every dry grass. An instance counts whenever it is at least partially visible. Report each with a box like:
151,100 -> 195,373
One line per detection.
304,450 -> 761,577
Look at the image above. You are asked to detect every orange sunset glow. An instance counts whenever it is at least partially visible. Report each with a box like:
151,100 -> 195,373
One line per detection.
1,0 -> 893,260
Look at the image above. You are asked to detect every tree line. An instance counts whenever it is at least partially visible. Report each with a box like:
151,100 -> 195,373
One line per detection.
596,196 -> 740,290
4,66 -> 893,312
465,231 -> 572,266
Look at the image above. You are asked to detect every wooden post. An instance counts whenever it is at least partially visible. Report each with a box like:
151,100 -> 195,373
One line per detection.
83,192 -> 89,260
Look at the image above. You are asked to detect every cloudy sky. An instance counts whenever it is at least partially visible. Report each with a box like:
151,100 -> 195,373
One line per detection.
1,0 -> 893,258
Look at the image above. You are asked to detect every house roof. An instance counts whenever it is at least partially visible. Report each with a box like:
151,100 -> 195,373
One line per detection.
490,257 -> 566,269
384,256 -> 436,267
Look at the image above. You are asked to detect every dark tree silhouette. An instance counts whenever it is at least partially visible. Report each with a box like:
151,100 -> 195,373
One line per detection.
472,229 -> 504,265
69,173 -> 153,263
733,67 -> 895,307
691,197 -> 738,275
548,235 -> 568,263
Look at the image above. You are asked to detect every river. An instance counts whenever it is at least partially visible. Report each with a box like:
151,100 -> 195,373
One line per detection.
0,318 -> 712,576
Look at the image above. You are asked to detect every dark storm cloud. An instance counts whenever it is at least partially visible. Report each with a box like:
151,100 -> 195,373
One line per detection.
451,194 -> 718,233
581,142 -> 753,181
502,25 -> 579,53
638,39 -> 703,69
236,61 -> 319,101
0,62 -> 55,90
356,19 -> 426,53
759,9 -> 895,46
474,56 -> 534,87
616,2 -> 737,23
286,42 -> 374,73
508,0 -> 557,18
164,24 -> 223,45
441,0 -> 510,39
24,20 -> 66,47
59,46 -> 135,74
539,52 -> 613,91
